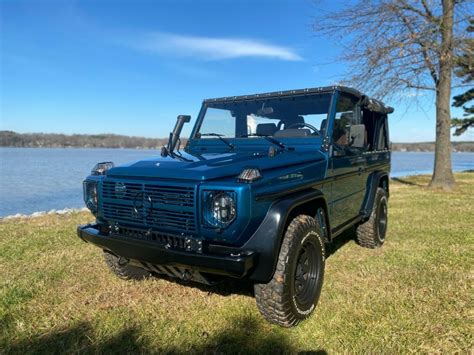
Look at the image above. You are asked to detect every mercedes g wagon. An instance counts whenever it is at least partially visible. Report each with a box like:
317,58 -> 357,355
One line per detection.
78,86 -> 393,327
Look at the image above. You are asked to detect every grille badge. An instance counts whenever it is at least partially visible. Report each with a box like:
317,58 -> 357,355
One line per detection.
114,182 -> 127,198
132,192 -> 154,219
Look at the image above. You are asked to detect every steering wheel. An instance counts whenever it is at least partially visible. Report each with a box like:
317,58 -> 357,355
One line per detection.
286,122 -> 320,135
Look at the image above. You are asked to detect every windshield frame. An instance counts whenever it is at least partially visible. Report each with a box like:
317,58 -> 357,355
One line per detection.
189,91 -> 337,149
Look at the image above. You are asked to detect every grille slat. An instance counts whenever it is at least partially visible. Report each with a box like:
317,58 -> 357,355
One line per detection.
101,180 -> 196,233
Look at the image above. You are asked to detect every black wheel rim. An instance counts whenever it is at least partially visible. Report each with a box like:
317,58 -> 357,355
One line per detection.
294,239 -> 321,310
377,198 -> 388,241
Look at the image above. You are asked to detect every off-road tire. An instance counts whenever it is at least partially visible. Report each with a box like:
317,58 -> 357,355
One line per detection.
356,187 -> 388,248
254,215 -> 325,327
103,251 -> 151,280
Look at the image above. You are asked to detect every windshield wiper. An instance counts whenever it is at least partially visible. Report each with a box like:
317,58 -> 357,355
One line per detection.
199,133 -> 235,151
242,133 -> 287,151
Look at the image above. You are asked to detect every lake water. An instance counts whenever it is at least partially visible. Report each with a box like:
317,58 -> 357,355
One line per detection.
0,148 -> 473,217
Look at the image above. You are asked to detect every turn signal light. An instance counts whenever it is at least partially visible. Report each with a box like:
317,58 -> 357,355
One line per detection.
237,168 -> 262,183
91,162 -> 114,175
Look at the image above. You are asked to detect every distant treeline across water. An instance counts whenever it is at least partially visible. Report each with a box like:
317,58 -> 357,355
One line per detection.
1,130 -> 473,152
0,131 -> 168,149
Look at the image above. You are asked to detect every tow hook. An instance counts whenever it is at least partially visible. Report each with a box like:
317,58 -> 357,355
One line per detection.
181,270 -> 192,282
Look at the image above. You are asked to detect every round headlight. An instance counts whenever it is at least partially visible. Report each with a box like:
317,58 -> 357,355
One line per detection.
83,181 -> 98,212
208,192 -> 236,227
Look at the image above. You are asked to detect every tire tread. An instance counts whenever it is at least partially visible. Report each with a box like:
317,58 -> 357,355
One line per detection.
254,215 -> 325,327
103,251 -> 151,280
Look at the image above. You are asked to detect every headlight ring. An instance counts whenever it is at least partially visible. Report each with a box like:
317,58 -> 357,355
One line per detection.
204,191 -> 237,228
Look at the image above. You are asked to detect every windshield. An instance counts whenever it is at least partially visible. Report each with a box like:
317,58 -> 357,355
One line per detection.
194,93 -> 332,140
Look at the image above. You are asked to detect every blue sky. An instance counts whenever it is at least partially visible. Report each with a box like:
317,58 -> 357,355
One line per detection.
1,0 -> 472,142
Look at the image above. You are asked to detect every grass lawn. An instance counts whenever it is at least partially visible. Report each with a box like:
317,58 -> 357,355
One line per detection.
1,173 -> 473,353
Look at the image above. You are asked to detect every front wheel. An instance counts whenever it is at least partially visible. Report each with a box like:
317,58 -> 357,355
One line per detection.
103,251 -> 151,280
254,215 -> 325,327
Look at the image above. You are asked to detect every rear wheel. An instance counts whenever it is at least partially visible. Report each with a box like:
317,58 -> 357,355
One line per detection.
103,251 -> 151,280
254,215 -> 325,327
356,187 -> 388,248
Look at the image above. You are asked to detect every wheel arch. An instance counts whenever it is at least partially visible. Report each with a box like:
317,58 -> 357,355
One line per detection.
246,188 -> 329,282
360,171 -> 389,219
379,174 -> 389,195
286,195 -> 331,243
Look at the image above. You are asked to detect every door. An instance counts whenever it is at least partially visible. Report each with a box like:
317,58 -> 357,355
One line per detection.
328,93 -> 367,228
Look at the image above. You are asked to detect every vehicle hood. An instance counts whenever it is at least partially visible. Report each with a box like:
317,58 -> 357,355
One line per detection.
107,149 -> 326,181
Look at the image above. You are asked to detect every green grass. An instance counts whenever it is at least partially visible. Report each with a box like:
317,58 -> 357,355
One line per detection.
1,173 -> 473,353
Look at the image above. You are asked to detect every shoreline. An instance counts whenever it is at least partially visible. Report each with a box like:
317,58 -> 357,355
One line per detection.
2,171 -> 473,220
1,207 -> 89,221
2,147 -> 474,153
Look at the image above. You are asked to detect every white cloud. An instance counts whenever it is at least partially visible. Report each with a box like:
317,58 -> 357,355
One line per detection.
132,32 -> 303,61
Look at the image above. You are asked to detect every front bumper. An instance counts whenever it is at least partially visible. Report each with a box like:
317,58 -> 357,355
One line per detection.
77,224 -> 257,278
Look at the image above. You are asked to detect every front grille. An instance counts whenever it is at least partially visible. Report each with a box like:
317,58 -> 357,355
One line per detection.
102,181 -> 194,207
101,179 -> 196,234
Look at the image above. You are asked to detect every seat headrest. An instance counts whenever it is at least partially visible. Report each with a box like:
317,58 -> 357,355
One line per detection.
340,112 -> 353,121
256,123 -> 278,136
288,115 -> 305,128
278,115 -> 305,129
293,115 -> 305,125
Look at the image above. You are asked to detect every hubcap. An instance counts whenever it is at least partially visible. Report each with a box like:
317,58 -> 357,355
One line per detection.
294,239 -> 321,310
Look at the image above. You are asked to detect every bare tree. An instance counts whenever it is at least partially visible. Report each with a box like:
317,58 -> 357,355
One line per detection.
313,0 -> 472,189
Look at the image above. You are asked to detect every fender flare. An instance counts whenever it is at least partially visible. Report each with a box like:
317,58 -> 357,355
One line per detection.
243,188 -> 327,283
360,171 -> 389,219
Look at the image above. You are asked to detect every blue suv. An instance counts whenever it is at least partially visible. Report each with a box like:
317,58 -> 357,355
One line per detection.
78,86 -> 393,327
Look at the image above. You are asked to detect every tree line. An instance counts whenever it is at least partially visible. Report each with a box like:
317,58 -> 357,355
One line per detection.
392,141 -> 473,152
1,130 -> 473,152
0,131 -> 169,149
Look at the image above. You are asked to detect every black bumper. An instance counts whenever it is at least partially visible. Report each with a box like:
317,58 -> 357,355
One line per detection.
77,224 -> 257,278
